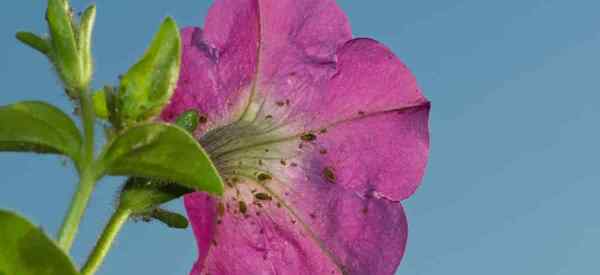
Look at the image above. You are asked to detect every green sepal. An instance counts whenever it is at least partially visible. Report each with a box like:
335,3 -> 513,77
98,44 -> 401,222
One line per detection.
15,32 -> 51,55
78,4 -> 96,85
46,0 -> 82,92
117,17 -> 181,125
119,177 -> 191,213
99,123 -> 223,195
0,210 -> 80,275
0,101 -> 82,163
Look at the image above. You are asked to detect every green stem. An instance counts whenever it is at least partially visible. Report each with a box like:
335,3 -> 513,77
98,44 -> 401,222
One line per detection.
81,208 -> 131,275
57,88 -> 96,251
57,170 -> 95,251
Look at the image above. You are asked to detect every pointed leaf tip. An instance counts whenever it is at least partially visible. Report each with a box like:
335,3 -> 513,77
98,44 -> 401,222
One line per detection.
16,32 -> 50,55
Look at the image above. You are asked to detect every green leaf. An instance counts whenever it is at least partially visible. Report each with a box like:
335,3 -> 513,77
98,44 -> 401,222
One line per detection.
100,123 -> 223,195
118,17 -> 181,125
0,101 -> 82,162
15,32 -> 51,55
78,4 -> 96,85
46,0 -> 82,90
0,210 -> 80,275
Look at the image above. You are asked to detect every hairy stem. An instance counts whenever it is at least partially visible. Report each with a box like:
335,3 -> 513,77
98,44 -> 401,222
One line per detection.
57,88 -> 96,251
81,208 -> 131,275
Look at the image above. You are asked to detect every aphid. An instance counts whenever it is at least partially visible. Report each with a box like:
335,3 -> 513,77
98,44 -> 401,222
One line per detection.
280,159 -> 287,166
198,115 -> 208,124
358,110 -> 365,116
319,149 -> 328,155
319,128 -> 328,134
309,213 -> 317,219
362,207 -> 369,215
265,114 -> 273,119
254,193 -> 272,201
276,101 -> 285,107
257,173 -> 272,182
216,202 -> 225,217
238,201 -> 248,214
301,133 -> 317,141
322,167 -> 336,183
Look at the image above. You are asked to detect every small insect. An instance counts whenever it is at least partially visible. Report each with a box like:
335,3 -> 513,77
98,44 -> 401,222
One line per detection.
257,173 -> 272,182
275,101 -> 286,107
254,193 -> 272,201
322,167 -> 336,183
319,149 -> 328,155
238,201 -> 248,215
301,133 -> 317,141
216,202 -> 225,217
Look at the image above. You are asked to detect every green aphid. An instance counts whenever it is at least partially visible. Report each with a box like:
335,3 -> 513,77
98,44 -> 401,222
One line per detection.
322,167 -> 336,183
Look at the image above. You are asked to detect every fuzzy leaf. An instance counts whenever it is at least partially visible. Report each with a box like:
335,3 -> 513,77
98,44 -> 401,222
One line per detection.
0,101 -> 81,162
118,17 -> 181,124
100,123 -> 223,195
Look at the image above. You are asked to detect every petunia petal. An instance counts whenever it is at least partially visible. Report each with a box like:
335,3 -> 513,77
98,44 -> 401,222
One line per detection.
305,103 -> 430,201
162,0 -> 352,130
254,38 -> 427,134
185,178 -> 408,275
161,0 -> 261,128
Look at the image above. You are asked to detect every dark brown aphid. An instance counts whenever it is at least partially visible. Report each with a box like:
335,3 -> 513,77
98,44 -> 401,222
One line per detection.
358,110 -> 366,116
265,114 -> 273,119
216,202 -> 225,217
309,213 -> 317,219
257,173 -> 272,182
301,133 -> 317,141
238,201 -> 248,215
319,128 -> 328,134
198,115 -> 208,124
323,167 -> 336,183
254,193 -> 272,201
276,101 -> 286,107
280,159 -> 287,166
319,149 -> 328,155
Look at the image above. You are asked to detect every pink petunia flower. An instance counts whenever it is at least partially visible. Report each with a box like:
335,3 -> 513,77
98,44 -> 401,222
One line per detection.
161,0 -> 430,274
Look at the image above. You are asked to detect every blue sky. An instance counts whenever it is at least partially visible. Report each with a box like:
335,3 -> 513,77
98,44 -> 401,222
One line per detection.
1,1 -> 599,274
